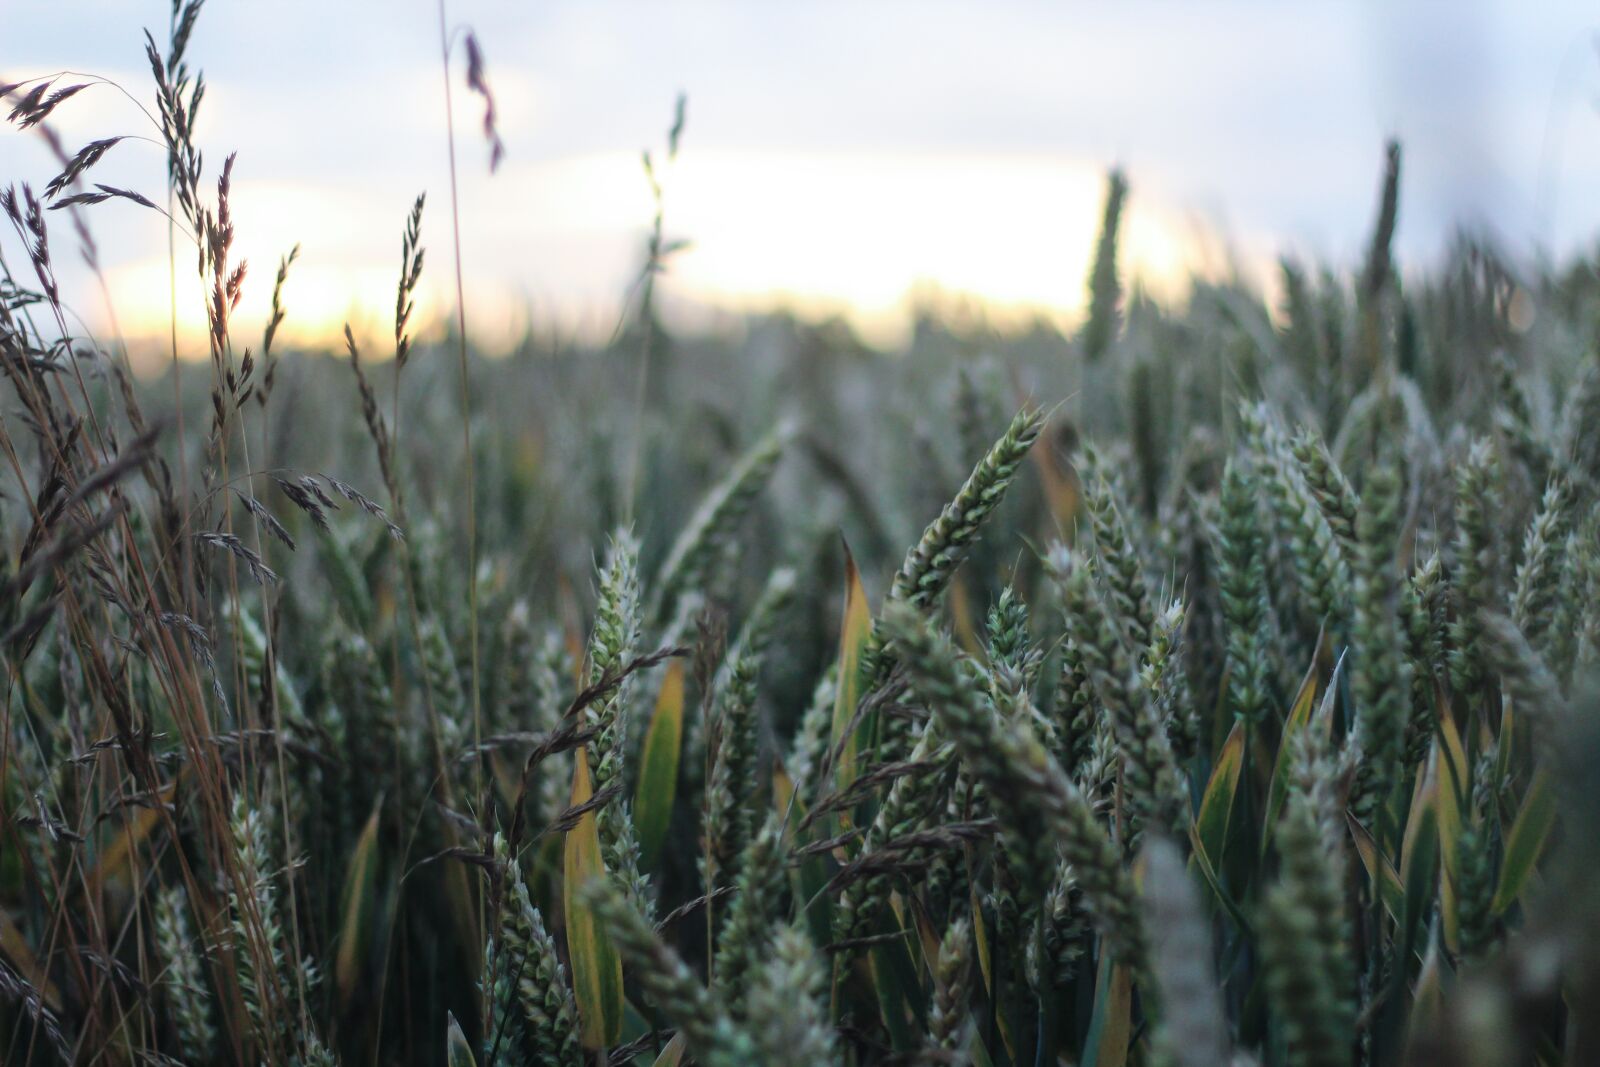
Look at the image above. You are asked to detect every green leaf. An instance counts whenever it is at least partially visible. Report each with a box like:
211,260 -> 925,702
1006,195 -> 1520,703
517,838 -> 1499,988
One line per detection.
1493,770 -> 1556,915
830,541 -> 873,796
1195,719 -> 1244,871
1263,651 -> 1330,854
971,891 -> 992,995
446,1011 -> 478,1067
635,660 -> 685,871
1400,763 -> 1440,960
774,758 -> 833,946
336,795 -> 383,1004
564,748 -> 624,1049
1494,691 -> 1516,793
869,941 -> 920,1052
1186,822 -> 1254,935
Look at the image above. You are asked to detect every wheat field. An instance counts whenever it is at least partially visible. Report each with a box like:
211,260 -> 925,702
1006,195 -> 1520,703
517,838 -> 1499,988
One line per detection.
3,4 -> 1600,1066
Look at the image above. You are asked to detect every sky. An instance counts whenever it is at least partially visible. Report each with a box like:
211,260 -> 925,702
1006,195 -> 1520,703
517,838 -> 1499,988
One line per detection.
5,1 -> 1600,352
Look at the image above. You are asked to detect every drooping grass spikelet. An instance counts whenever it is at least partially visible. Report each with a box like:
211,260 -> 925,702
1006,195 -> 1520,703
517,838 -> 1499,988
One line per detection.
879,602 -> 1146,967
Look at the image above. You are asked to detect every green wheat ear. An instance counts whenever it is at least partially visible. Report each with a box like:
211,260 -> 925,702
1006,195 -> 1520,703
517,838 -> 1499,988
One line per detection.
1082,167 -> 1128,362
1141,837 -> 1232,1067
652,420 -> 792,620
879,601 -> 1146,969
583,530 -> 649,907
486,835 -> 583,1067
1349,462 -> 1410,822
1261,728 -> 1355,1067
871,403 -> 1045,764
746,925 -> 836,1067
155,887 -> 215,1061
1056,547 -> 1186,842
890,404 -> 1044,611
928,917 -> 975,1054
1216,457 -> 1274,727
1448,438 -> 1500,700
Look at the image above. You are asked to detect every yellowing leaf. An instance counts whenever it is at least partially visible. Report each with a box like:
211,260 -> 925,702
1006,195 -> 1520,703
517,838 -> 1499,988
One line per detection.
651,1032 -> 687,1066
87,774 -> 179,896
1347,814 -> 1404,924
635,660 -> 685,870
949,576 -> 983,656
564,748 -> 623,1049
1083,953 -> 1133,1067
1030,430 -> 1079,534
830,541 -> 873,794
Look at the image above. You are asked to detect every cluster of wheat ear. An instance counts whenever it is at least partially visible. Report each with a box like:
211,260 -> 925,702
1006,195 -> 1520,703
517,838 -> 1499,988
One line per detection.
4,4 -> 1600,1065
